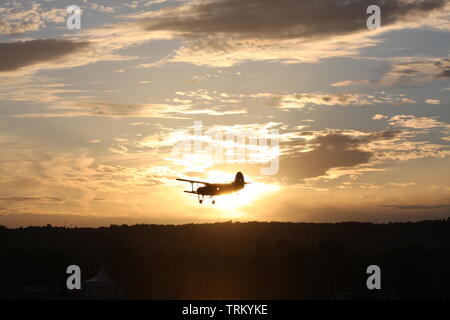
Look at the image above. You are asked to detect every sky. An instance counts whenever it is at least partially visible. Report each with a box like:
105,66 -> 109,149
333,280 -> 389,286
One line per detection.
0,0 -> 449,227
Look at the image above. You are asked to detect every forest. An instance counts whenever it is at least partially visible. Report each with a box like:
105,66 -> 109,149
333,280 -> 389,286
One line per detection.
1,219 -> 450,299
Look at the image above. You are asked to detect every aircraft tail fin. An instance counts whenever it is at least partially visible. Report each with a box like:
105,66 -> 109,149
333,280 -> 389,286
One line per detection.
234,172 -> 245,186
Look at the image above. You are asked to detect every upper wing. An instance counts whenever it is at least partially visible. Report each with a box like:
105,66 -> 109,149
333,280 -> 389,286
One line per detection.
176,178 -> 210,185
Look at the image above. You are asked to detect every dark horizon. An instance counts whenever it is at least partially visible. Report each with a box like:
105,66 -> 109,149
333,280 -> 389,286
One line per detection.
2,212 -> 450,229
1,219 -> 450,299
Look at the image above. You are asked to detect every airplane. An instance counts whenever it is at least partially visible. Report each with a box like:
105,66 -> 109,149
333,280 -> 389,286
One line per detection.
176,172 -> 249,204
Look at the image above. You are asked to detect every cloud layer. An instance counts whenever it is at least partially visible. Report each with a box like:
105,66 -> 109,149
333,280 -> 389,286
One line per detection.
0,39 -> 91,72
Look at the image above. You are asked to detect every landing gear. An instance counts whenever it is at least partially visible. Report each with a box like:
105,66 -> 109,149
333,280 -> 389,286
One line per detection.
197,194 -> 214,205
198,194 -> 204,204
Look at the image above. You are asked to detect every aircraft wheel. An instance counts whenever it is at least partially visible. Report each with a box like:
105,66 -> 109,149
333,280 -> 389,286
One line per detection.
199,199 -> 203,204
212,200 -> 215,205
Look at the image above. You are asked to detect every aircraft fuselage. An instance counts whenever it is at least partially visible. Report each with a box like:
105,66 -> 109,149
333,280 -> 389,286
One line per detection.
196,182 -> 244,196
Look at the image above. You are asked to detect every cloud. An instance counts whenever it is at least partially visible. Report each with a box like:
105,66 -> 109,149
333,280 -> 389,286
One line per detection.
372,114 -> 388,120
103,119 -> 449,185
89,2 -> 115,13
243,91 -> 417,109
0,131 -> 160,215
336,56 -> 450,87
381,204 -> 450,210
3,85 -> 249,118
244,130 -> 398,183
2,0 -> 449,77
388,115 -> 449,129
379,57 -> 450,86
0,123 -> 448,222
331,80 -> 374,87
276,127 -> 450,183
425,99 -> 441,104
0,2 -> 65,35
5,85 -> 416,119
136,0 -> 449,66
0,128 -> 212,219
373,114 -> 450,130
12,100 -> 245,119
278,132 -> 375,183
105,122 -> 284,176
274,92 -> 416,109
144,0 -> 446,39
0,78 -> 91,103
0,196 -> 64,203
0,19 -> 154,76
277,93 -> 377,109
0,39 -> 91,73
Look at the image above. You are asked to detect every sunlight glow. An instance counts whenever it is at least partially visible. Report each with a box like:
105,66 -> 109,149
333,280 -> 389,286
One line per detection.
204,170 -> 281,215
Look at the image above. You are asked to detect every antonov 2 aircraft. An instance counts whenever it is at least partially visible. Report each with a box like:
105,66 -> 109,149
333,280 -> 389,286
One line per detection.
176,172 -> 249,204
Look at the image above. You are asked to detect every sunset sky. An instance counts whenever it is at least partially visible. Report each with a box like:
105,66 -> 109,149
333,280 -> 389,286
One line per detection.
0,0 -> 449,227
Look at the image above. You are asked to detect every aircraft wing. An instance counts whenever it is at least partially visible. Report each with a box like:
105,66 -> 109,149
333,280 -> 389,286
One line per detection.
176,178 -> 210,185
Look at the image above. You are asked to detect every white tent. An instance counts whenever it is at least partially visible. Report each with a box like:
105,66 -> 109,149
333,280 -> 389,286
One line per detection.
83,266 -> 118,298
